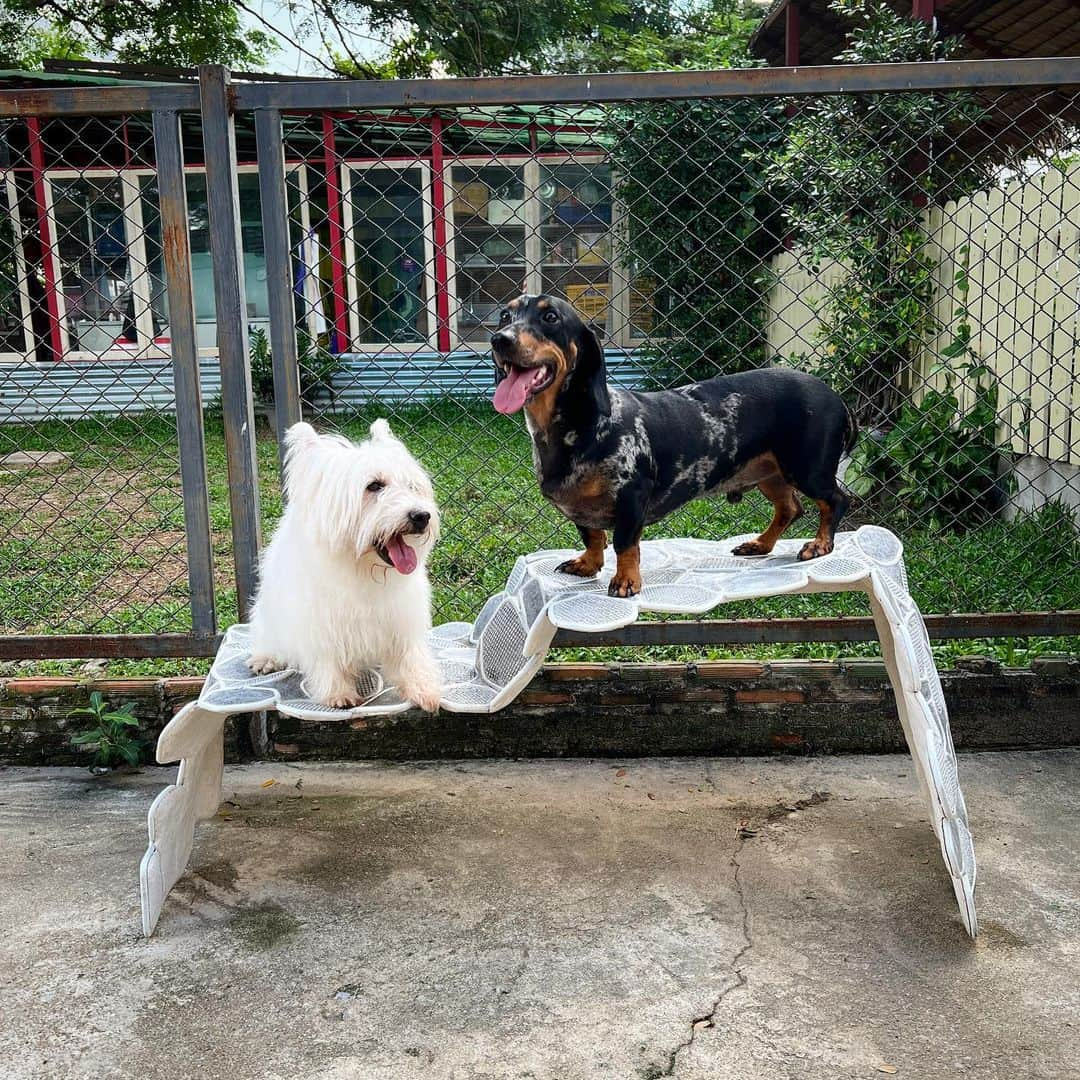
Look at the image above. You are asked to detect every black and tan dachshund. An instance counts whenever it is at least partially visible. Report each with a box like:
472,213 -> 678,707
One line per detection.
490,294 -> 857,598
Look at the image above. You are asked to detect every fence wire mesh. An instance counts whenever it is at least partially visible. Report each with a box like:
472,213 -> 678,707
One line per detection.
1,71 -> 1079,651
274,84 -> 1080,625
0,112 -> 211,641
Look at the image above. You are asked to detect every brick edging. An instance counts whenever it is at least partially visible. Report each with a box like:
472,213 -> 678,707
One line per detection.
1,657 -> 1078,765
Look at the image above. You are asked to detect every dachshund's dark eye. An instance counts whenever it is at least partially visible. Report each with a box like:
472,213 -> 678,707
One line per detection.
366,479 -> 385,493
542,309 -> 559,325
498,309 -> 511,326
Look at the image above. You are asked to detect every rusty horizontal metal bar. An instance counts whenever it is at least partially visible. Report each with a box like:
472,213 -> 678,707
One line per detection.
2,612 -> 1076,661
0,83 -> 200,118
552,611 -> 1080,647
0,635 -> 222,660
235,57 -> 1080,112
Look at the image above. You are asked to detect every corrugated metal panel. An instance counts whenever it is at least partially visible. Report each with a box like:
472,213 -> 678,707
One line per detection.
0,358 -> 221,423
0,349 -> 653,423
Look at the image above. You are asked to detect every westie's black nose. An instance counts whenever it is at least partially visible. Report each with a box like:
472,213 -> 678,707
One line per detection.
491,329 -> 514,351
409,510 -> 431,532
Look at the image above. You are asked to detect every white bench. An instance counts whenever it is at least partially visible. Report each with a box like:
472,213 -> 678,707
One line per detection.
141,526 -> 977,938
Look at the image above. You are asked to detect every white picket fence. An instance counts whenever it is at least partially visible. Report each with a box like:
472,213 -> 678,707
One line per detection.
765,160 -> 1080,467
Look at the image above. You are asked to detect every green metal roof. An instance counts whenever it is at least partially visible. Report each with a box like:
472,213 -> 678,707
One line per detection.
0,68 -> 171,88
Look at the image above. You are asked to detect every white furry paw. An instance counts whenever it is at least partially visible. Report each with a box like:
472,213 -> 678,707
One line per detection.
404,683 -> 442,713
248,653 -> 284,675
323,690 -> 365,710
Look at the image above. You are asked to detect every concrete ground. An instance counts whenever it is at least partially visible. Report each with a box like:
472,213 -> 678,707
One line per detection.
1,752 -> 1078,1080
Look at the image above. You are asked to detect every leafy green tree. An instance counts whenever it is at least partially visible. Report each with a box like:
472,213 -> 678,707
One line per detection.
605,1 -> 785,381
2,0 -> 275,68
768,0 -> 990,425
343,0 -> 628,77
0,7 -> 85,69
555,0 -> 757,74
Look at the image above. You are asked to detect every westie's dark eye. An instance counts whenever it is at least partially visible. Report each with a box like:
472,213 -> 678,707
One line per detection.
542,310 -> 559,325
366,480 -> 385,493
498,309 -> 510,326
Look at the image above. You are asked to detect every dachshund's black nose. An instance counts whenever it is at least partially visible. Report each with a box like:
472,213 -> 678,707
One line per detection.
490,329 -> 514,351
408,510 -> 431,532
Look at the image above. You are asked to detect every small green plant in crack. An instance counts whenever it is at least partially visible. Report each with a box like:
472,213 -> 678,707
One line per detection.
69,691 -> 144,770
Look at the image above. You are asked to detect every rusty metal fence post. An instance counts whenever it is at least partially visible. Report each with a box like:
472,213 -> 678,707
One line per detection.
254,107 -> 303,476
199,64 -> 262,619
151,109 -> 217,638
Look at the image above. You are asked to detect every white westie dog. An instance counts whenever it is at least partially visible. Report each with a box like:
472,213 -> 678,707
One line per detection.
247,419 -> 442,711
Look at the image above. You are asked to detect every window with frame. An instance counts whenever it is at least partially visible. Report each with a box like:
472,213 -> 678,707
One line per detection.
449,163 -> 528,343
344,165 -> 431,347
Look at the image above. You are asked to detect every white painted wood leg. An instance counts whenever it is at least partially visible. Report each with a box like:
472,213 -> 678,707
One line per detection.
139,702 -> 227,937
866,581 -> 978,937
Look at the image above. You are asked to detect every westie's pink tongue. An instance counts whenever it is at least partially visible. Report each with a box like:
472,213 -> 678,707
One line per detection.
385,535 -> 418,575
493,366 -> 544,414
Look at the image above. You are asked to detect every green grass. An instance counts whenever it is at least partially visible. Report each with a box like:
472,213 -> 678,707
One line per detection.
2,400 -> 1078,677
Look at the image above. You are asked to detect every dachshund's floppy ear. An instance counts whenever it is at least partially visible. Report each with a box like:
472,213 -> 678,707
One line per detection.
569,319 -> 610,416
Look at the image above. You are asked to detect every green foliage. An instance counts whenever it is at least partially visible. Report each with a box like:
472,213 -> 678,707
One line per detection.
0,7 -> 86,69
248,327 -> 345,408
298,330 -> 345,406
4,0 -> 275,68
249,327 -> 276,405
770,0 -> 991,425
605,2 -> 782,382
845,250 -> 1013,527
845,370 -> 1008,527
770,0 -> 989,250
3,0 -> 754,81
69,691 -> 144,769
553,0 -> 758,73
796,227 -> 938,394
352,0 -> 627,77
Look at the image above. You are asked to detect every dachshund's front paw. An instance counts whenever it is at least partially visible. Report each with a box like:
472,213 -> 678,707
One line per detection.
556,554 -> 603,578
732,540 -> 773,557
797,538 -> 833,561
607,572 -> 641,598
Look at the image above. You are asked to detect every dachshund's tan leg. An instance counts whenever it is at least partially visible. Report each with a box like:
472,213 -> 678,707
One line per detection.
557,527 -> 606,577
732,477 -> 804,556
798,498 -> 840,560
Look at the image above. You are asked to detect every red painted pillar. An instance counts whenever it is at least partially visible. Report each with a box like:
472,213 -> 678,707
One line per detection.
321,113 -> 349,353
430,114 -> 452,354
27,117 -> 65,362
912,0 -> 935,22
785,2 -> 800,67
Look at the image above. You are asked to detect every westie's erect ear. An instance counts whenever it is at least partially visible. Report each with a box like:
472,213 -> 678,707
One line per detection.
369,418 -> 394,441
285,421 -> 319,450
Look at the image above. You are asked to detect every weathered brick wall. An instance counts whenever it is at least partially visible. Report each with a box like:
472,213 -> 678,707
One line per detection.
1,658 -> 1077,766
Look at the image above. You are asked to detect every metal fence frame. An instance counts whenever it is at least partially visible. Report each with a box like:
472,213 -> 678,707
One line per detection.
2,58 -> 1079,659
0,80 -> 218,659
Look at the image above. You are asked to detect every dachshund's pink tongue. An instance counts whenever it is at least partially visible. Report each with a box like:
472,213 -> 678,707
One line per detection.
385,535 -> 417,575
493,365 -> 545,414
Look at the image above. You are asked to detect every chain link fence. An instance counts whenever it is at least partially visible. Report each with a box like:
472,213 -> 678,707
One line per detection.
1,63 -> 1079,656
0,109 -> 216,650
267,74 -> 1080,629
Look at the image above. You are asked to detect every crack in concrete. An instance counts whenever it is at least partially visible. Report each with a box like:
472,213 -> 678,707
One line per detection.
655,763 -> 754,1078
